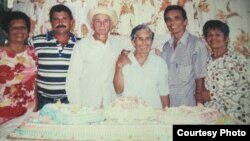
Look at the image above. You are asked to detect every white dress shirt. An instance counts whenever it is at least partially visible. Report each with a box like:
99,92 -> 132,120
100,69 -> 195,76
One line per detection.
66,34 -> 132,108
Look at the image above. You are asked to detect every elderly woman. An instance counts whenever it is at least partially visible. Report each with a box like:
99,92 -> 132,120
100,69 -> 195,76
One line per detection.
199,20 -> 250,124
113,24 -> 170,109
0,11 -> 37,124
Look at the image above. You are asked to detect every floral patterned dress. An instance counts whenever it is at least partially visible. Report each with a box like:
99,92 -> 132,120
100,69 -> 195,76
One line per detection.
204,50 -> 250,124
0,46 -> 37,124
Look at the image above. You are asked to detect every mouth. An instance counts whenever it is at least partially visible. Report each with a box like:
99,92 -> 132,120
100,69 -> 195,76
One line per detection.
15,34 -> 25,37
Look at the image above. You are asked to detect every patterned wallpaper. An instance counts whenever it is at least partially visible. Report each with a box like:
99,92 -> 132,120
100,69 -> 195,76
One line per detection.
10,0 -> 250,59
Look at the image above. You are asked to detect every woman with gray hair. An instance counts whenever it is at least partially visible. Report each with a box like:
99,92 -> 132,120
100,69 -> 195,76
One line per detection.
113,24 -> 170,109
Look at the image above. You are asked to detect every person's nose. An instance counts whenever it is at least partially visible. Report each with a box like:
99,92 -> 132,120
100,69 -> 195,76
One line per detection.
59,19 -> 64,25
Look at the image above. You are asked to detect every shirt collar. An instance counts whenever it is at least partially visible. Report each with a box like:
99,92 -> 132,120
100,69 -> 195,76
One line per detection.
169,30 -> 189,47
46,31 -> 77,42
89,33 -> 112,44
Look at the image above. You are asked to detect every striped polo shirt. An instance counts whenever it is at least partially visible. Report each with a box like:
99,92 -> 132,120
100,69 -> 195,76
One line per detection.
29,31 -> 80,99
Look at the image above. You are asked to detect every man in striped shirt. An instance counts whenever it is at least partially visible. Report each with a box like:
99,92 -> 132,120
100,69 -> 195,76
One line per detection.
29,4 -> 80,110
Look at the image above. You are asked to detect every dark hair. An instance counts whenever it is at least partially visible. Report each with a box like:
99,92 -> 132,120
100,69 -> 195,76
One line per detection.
49,4 -> 73,21
203,20 -> 229,39
1,11 -> 31,34
130,24 -> 154,41
164,5 -> 187,22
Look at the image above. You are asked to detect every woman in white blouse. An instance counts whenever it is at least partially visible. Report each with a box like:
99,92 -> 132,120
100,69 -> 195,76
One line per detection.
113,24 -> 170,109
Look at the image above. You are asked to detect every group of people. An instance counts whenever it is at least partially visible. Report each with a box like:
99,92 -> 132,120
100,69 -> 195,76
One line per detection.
0,4 -> 249,124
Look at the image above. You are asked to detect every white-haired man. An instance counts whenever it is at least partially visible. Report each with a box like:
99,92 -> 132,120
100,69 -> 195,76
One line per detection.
66,6 -> 132,108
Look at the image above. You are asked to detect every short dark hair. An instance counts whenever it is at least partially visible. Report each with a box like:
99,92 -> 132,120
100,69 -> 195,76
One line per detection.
203,20 -> 229,39
164,5 -> 187,22
130,24 -> 154,41
1,11 -> 31,34
49,4 -> 73,21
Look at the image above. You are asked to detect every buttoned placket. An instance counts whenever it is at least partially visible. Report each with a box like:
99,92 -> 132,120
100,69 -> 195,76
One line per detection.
57,42 -> 64,57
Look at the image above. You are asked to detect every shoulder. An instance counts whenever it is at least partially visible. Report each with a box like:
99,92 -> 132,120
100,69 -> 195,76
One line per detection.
162,38 -> 172,51
227,50 -> 247,62
149,53 -> 167,66
111,35 -> 129,39
74,37 -> 91,46
0,47 -> 6,53
26,45 -> 36,51
187,33 -> 205,45
110,35 -> 131,44
31,34 -> 47,41
26,46 -> 38,59
72,37 -> 93,52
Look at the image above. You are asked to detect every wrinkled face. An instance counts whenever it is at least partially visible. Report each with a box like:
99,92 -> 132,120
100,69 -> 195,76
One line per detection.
205,28 -> 227,50
165,10 -> 187,34
133,29 -> 153,54
51,11 -> 73,34
8,19 -> 29,43
91,14 -> 112,36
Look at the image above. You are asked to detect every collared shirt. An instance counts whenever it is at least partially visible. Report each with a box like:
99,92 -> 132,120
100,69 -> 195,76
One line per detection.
29,31 -> 80,99
161,31 -> 208,107
66,34 -> 132,108
122,52 -> 169,109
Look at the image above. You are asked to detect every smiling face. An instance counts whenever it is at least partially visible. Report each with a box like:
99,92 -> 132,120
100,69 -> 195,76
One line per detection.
205,28 -> 228,50
132,29 -> 153,55
164,9 -> 187,36
51,11 -> 73,35
8,19 -> 29,44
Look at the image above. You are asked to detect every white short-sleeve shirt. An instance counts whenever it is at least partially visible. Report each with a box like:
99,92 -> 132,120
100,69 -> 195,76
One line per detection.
122,52 -> 169,109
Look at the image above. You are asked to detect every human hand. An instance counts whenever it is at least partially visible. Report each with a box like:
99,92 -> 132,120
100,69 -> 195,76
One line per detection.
154,48 -> 161,56
116,49 -> 131,69
195,89 -> 211,104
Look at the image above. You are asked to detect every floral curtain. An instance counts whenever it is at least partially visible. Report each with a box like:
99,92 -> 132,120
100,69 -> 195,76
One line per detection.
11,0 -> 250,72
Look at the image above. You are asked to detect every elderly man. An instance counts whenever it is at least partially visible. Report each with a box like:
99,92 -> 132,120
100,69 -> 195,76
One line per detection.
66,6 -> 132,108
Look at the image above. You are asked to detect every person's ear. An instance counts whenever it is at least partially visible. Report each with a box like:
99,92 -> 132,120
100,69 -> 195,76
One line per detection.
184,19 -> 188,26
70,18 -> 75,30
131,40 -> 136,48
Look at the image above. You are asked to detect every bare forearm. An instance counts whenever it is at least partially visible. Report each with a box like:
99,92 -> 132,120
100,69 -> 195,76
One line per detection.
113,67 -> 124,94
195,78 -> 205,104
160,95 -> 169,109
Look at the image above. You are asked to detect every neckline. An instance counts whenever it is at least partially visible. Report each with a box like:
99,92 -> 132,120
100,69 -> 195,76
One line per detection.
5,45 -> 27,54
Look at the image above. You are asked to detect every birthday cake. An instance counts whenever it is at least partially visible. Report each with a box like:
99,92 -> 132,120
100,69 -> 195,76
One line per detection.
158,105 -> 222,124
39,102 -> 104,124
104,96 -> 156,123
8,97 -> 232,141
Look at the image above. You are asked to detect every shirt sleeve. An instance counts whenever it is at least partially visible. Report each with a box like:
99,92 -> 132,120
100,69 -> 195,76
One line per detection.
158,58 -> 170,96
28,38 -> 34,47
193,39 -> 208,79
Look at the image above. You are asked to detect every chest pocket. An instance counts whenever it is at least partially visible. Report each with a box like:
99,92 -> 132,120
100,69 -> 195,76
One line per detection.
178,64 -> 192,82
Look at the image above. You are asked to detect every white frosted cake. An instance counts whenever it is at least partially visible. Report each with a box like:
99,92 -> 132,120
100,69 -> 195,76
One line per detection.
39,102 -> 104,124
8,98 -> 233,141
104,96 -> 156,123
158,105 -> 223,124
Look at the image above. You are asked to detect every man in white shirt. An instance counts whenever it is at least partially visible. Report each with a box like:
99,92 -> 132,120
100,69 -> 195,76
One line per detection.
66,6 -> 132,108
